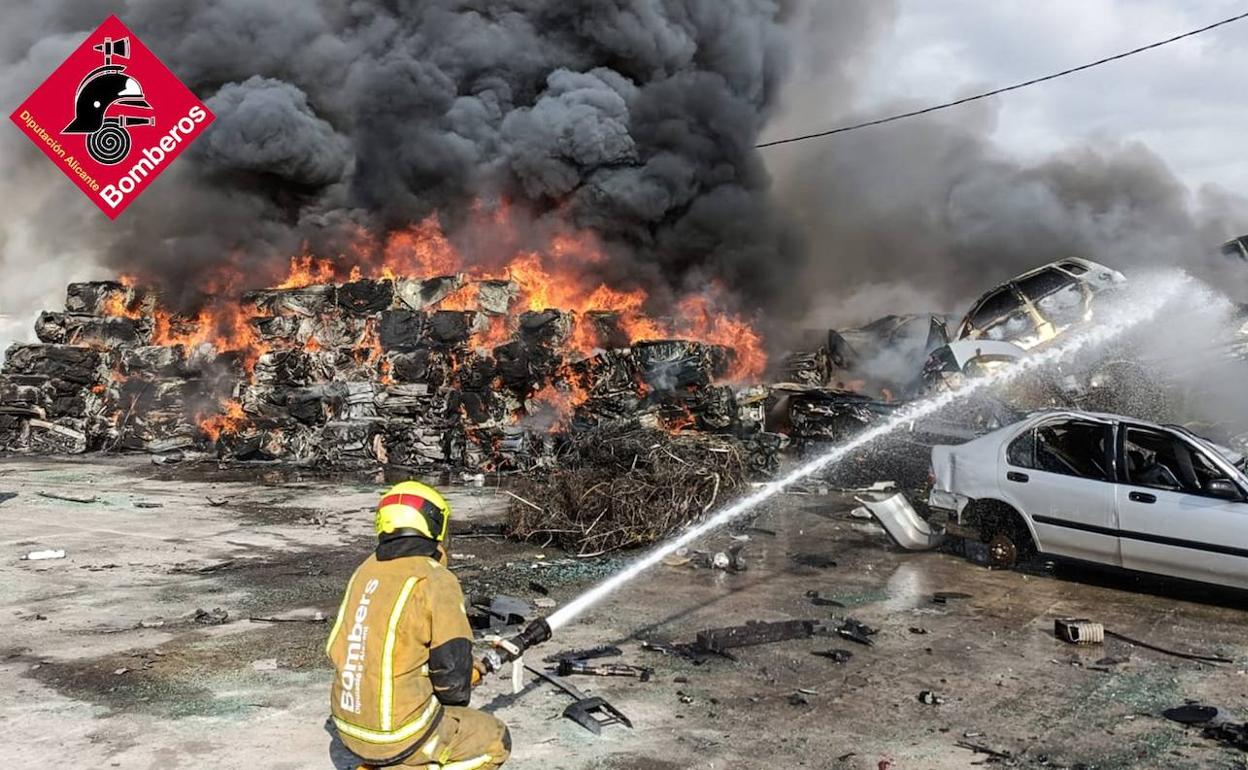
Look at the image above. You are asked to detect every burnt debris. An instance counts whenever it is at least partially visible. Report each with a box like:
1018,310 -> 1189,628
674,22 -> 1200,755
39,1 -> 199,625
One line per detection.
0,278 -> 802,473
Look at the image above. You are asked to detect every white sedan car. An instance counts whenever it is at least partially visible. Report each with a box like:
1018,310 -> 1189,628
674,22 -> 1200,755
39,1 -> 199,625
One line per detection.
927,410 -> 1248,589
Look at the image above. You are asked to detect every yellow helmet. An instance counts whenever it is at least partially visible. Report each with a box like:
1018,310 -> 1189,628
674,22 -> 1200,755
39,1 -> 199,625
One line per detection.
375,481 -> 451,542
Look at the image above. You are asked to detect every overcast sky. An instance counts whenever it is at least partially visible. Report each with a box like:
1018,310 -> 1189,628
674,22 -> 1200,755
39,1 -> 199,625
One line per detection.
767,0 -> 1248,195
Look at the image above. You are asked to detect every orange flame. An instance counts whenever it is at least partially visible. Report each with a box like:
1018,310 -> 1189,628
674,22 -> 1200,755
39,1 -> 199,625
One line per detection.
120,203 -> 765,442
199,399 -> 247,442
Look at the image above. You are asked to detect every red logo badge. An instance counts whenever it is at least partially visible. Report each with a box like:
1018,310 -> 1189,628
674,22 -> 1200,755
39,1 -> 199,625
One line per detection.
9,15 -> 214,219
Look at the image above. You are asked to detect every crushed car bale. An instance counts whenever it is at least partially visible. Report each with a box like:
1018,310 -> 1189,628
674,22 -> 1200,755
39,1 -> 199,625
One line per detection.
506,423 -> 746,556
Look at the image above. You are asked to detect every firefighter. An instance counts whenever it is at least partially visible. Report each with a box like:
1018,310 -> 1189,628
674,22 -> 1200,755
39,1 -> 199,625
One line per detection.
327,481 -> 510,769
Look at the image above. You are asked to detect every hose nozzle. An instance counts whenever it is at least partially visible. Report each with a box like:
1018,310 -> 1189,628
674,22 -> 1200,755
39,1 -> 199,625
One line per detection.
478,618 -> 553,675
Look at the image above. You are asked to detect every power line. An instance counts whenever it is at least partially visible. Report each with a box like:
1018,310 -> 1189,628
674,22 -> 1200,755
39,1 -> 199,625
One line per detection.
756,9 -> 1248,149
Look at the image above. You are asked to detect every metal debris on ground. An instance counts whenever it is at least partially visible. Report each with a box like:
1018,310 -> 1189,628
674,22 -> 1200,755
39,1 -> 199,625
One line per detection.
812,649 -> 854,664
694,619 -> 818,655
640,640 -> 712,665
555,661 -> 653,681
192,607 -> 229,625
20,549 -> 67,561
468,595 -> 532,632
1055,617 -> 1233,663
918,690 -> 945,705
524,664 -> 633,735
1054,618 -> 1104,645
932,591 -> 972,604
36,491 -> 98,504
805,590 -> 846,607
954,740 -> 1014,763
788,691 -> 811,706
1163,702 -> 1248,751
836,618 -> 878,646
249,613 -> 328,624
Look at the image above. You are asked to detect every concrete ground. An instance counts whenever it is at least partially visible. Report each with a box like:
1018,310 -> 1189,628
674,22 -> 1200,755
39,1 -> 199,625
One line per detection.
2,455 -> 1247,769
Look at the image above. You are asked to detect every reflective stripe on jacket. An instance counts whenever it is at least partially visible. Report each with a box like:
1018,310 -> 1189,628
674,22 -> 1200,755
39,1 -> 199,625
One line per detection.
326,551 -> 474,763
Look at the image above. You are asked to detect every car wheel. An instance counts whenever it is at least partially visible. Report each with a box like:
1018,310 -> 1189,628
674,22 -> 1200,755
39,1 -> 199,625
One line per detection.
968,500 -> 1036,568
987,533 -> 1019,569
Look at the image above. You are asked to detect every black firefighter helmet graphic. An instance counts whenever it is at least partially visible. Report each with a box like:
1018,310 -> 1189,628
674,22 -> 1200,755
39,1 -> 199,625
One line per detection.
62,36 -> 154,165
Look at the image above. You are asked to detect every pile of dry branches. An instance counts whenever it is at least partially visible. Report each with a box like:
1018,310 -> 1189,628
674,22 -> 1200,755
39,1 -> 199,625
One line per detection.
506,423 -> 746,556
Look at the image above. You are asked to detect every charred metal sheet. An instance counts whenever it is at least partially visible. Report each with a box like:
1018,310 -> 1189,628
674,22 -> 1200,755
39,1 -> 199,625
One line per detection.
695,619 -> 817,654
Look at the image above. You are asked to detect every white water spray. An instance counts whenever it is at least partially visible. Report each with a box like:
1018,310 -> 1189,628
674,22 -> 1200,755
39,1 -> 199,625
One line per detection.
546,274 -> 1190,630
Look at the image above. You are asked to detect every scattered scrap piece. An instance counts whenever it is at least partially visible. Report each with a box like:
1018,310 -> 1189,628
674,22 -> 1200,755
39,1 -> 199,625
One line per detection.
955,740 -> 1013,762
695,619 -> 817,655
524,664 -> 632,735
556,661 -> 652,681
788,692 -> 810,706
918,690 -> 945,705
1055,618 -> 1233,663
836,618 -> 878,647
134,501 -> 163,509
805,590 -> 845,607
812,649 -> 854,664
640,640 -> 711,665
0,492 -> 16,505
193,607 -> 229,625
21,549 -> 66,561
932,591 -> 972,604
1163,702 -> 1248,751
37,491 -> 98,504
1163,704 -> 1222,724
249,613 -> 327,624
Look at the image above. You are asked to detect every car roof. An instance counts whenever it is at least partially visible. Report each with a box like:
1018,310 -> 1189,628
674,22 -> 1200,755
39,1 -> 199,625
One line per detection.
1024,408 -> 1171,431
961,258 -> 1114,318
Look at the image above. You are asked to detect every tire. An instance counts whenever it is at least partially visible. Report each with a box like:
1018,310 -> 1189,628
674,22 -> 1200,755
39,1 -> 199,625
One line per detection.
966,500 -> 1036,569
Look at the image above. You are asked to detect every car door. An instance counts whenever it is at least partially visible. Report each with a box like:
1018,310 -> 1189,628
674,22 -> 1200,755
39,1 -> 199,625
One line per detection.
999,416 -> 1121,565
1116,425 -> 1248,588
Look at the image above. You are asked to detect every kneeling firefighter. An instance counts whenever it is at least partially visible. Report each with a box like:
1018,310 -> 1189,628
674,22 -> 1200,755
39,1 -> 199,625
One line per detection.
327,481 -> 510,769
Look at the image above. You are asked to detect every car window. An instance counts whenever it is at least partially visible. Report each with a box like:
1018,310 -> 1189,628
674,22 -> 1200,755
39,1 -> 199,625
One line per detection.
1034,283 -> 1087,328
982,311 -> 1038,342
1017,268 -> 1077,302
1007,431 -> 1034,467
967,287 -> 1024,332
1124,427 -> 1238,497
1034,420 -> 1113,481
1059,261 -> 1089,275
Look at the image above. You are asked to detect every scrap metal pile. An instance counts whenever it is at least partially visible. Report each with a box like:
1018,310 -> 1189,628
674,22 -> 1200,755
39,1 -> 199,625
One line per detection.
0,277 -> 816,474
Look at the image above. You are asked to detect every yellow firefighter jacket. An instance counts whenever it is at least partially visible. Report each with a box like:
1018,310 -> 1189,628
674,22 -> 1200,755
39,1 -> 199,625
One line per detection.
327,544 -> 474,765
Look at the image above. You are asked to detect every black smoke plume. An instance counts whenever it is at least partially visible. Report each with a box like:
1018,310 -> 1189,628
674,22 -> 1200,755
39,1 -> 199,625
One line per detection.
1,0 -> 803,319
766,1 -> 1248,329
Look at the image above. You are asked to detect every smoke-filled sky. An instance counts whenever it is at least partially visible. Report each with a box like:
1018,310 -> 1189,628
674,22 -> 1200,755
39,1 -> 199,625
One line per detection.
1,0 -> 1246,347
